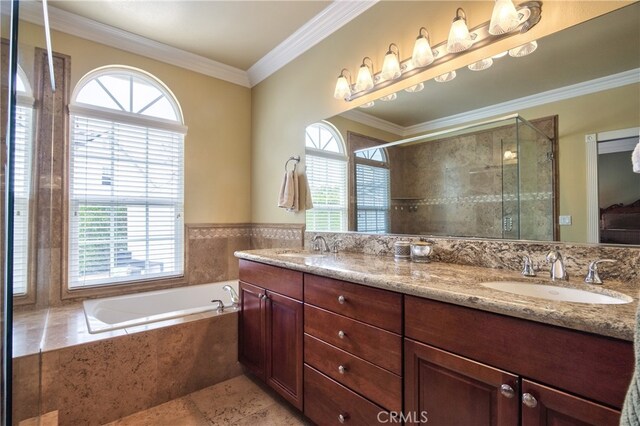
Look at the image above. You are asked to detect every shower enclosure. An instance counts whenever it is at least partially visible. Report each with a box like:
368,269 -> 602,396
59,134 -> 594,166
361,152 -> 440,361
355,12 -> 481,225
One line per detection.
2,1 -> 59,423
355,114 -> 557,240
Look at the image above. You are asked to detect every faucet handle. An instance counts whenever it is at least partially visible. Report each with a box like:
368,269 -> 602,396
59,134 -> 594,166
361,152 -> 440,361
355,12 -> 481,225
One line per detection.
521,255 -> 536,277
584,259 -> 617,285
331,239 -> 342,254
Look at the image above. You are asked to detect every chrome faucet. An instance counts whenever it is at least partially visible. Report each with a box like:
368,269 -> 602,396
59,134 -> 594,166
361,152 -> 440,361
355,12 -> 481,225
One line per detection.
331,239 -> 342,254
521,255 -> 536,277
210,299 -> 225,313
223,284 -> 239,307
546,250 -> 568,281
584,259 -> 617,284
312,235 -> 330,253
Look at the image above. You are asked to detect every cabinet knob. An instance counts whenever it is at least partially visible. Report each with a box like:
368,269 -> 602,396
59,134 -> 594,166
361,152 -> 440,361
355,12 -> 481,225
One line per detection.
338,413 -> 348,423
338,365 -> 347,374
338,330 -> 345,339
522,393 -> 538,408
338,295 -> 346,304
500,384 -> 515,399
261,294 -> 268,301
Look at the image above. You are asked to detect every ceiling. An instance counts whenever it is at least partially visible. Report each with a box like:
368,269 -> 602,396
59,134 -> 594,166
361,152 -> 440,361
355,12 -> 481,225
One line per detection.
49,1 -> 330,70
350,3 -> 640,130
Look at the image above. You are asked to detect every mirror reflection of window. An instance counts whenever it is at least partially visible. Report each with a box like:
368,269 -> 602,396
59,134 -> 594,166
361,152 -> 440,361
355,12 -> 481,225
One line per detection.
305,122 -> 348,231
13,66 -> 35,296
355,148 -> 390,233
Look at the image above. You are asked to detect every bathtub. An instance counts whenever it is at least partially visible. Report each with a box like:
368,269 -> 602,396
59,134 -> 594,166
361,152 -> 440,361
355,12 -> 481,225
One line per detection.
83,280 -> 239,334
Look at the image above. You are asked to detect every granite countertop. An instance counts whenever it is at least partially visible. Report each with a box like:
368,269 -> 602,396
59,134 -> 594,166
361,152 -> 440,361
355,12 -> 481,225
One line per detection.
235,249 -> 639,342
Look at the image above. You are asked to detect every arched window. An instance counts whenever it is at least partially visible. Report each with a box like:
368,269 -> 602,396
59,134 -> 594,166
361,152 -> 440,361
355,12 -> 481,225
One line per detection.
13,66 -> 35,295
305,122 -> 348,231
68,66 -> 186,288
355,147 -> 390,233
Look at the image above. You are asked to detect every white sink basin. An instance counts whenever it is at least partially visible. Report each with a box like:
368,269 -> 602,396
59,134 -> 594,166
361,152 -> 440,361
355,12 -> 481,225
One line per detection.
278,252 -> 326,259
481,281 -> 632,304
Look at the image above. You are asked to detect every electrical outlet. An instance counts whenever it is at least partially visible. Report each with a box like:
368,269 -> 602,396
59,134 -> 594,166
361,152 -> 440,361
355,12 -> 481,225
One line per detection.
559,215 -> 572,226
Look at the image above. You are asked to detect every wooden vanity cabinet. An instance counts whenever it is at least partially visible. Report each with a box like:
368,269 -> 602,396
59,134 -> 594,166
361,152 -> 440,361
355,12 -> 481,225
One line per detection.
405,296 -> 634,425
238,260 -> 304,410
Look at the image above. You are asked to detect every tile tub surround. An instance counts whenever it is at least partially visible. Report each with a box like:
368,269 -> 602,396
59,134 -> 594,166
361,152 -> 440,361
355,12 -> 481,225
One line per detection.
12,305 -> 242,425
305,232 -> 640,284
235,249 -> 638,341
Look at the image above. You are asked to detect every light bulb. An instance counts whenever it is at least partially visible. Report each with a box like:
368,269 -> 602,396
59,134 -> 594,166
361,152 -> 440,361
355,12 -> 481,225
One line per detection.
489,0 -> 520,35
380,44 -> 401,81
404,82 -> 424,93
434,71 -> 456,83
447,9 -> 474,53
333,73 -> 351,100
412,28 -> 435,68
509,40 -> 538,57
355,60 -> 374,92
468,58 -> 493,71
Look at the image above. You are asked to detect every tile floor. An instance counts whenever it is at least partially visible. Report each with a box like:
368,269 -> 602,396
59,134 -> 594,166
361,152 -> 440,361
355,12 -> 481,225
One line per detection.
103,375 -> 309,426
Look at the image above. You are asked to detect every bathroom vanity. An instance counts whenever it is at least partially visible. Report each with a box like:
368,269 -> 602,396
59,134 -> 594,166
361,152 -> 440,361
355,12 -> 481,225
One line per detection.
236,250 -> 635,425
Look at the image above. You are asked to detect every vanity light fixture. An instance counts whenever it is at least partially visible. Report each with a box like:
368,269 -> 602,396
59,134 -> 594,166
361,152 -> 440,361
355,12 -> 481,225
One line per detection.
468,58 -> 494,71
509,40 -> 538,57
333,1 -> 542,102
333,69 -> 352,100
404,82 -> 425,93
380,44 -> 402,81
492,51 -> 509,59
359,101 -> 375,108
412,27 -> 436,68
489,0 -> 527,35
435,71 -> 457,83
355,57 -> 375,92
447,8 -> 476,53
379,92 -> 398,101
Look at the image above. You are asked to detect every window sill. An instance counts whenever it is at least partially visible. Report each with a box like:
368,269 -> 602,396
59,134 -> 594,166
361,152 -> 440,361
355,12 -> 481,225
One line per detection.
62,275 -> 188,301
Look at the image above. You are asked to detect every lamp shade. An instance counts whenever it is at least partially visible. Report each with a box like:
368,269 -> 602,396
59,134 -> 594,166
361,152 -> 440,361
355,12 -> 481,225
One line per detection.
509,40 -> 538,57
379,92 -> 397,102
405,82 -> 424,93
412,31 -> 435,68
333,75 -> 351,100
380,46 -> 401,81
434,71 -> 456,83
355,63 -> 374,92
489,0 -> 520,35
468,58 -> 493,71
447,12 -> 474,53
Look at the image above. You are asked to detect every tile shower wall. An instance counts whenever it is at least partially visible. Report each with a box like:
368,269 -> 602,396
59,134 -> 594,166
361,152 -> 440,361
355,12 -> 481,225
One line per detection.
388,117 -> 555,240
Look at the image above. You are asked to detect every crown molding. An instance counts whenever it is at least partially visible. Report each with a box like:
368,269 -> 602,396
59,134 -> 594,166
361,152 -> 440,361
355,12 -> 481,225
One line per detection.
340,110 -> 404,136
247,0 -> 378,86
18,2 -> 252,87
350,68 -> 640,137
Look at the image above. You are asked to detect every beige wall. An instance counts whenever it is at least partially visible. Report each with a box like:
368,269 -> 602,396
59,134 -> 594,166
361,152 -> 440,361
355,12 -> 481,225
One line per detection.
250,1 -> 630,227
17,21 -> 252,224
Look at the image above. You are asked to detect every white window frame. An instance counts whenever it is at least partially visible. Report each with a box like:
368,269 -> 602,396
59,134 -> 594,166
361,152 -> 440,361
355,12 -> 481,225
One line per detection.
68,66 -> 187,289
305,121 -> 348,232
354,148 -> 390,233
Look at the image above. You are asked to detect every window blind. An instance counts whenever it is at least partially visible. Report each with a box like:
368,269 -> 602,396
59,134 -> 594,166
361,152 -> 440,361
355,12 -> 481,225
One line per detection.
305,153 -> 348,232
355,163 -> 390,233
69,115 -> 184,287
13,105 -> 33,295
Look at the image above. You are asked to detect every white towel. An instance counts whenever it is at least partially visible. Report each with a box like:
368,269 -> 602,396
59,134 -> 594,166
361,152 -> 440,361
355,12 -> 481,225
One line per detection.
298,173 -> 314,211
278,171 -> 295,209
633,141 -> 640,174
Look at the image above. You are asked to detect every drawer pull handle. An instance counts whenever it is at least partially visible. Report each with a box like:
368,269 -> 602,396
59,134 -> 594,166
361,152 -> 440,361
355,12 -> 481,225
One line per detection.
500,384 -> 515,399
338,365 -> 347,374
522,393 -> 538,408
338,414 -> 348,423
338,295 -> 346,304
338,330 -> 346,339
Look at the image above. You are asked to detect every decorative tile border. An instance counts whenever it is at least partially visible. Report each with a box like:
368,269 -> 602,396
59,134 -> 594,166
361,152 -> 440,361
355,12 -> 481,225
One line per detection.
392,192 -> 553,207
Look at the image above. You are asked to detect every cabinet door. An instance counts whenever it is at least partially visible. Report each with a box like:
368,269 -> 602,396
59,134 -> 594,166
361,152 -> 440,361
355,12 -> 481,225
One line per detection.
405,339 -> 519,426
239,281 -> 266,380
266,290 -> 303,409
521,380 -> 620,426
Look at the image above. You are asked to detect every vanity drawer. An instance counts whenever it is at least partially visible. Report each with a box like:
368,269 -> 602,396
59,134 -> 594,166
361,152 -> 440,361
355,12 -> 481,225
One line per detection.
304,365 -> 387,426
304,334 -> 402,412
239,259 -> 303,300
304,305 -> 402,375
304,274 -> 402,333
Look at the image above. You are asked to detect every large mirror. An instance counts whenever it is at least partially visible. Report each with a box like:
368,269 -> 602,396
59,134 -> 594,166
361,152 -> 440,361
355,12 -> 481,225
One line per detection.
307,3 -> 640,245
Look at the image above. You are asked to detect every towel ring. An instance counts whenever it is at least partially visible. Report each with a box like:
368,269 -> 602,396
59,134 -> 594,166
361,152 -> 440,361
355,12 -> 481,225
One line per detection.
285,155 -> 301,172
